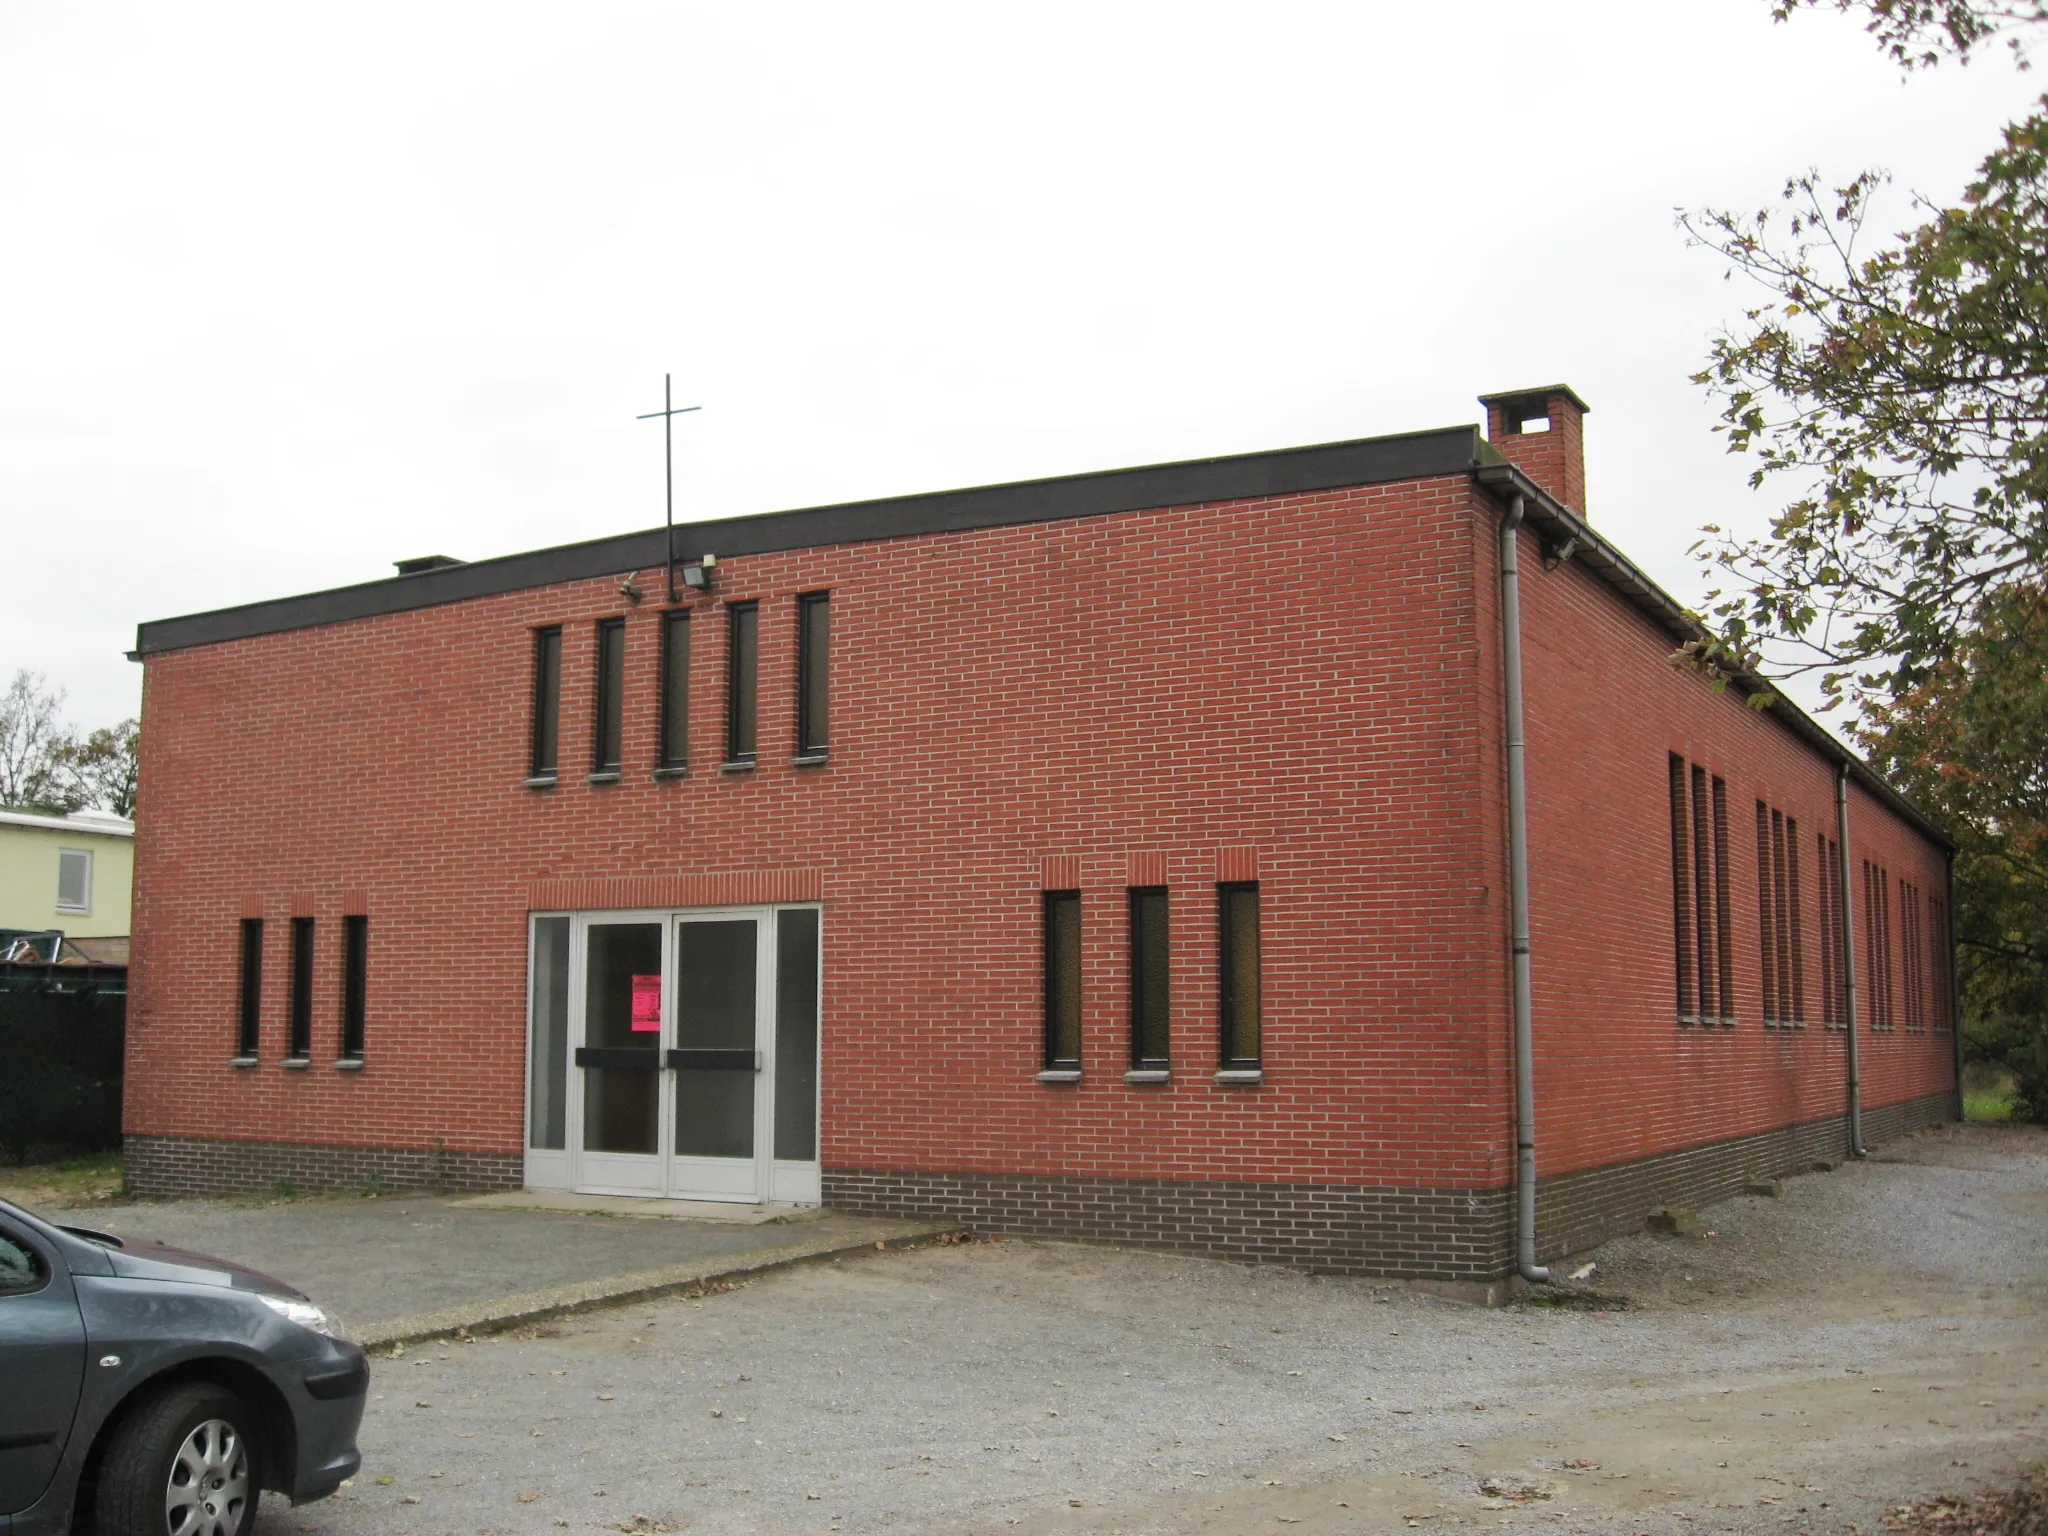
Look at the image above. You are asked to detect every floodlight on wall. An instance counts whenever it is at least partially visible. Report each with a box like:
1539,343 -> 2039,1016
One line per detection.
681,554 -> 717,592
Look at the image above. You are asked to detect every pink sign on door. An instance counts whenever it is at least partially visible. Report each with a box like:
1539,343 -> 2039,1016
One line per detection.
630,974 -> 661,1032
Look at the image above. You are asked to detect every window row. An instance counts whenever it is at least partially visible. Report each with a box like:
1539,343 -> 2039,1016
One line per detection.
1867,864 -> 1947,1034
1668,756 -> 1734,1026
529,593 -> 829,782
234,915 -> 368,1063
1041,882 -> 1261,1077
1666,755 -> 1949,1032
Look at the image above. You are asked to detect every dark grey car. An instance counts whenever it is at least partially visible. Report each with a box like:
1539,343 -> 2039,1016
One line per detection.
0,1196 -> 366,1535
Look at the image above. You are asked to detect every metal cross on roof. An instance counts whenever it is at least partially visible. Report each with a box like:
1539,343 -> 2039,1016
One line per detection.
637,374 -> 702,604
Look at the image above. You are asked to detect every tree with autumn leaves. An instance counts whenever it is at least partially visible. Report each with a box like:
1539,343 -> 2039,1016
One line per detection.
1685,0 -> 2048,1113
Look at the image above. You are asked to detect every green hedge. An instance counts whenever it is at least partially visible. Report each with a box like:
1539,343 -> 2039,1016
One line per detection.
0,985 -> 125,1160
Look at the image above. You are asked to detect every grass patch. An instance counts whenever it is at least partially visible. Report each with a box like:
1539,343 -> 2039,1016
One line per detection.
0,1148 -> 125,1207
1966,1091 -> 2020,1122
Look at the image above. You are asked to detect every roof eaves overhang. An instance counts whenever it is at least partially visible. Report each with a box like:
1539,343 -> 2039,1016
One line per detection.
1472,462 -> 1954,853
131,424 -> 1484,657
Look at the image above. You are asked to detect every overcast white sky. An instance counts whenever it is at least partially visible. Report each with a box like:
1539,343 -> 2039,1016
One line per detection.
2,2 -> 2035,732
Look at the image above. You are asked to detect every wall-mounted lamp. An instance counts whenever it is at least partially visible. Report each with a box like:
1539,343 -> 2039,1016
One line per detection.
1543,535 -> 1579,570
680,554 -> 718,593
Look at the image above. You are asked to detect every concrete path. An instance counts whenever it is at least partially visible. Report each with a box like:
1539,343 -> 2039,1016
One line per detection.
44,1193 -> 951,1345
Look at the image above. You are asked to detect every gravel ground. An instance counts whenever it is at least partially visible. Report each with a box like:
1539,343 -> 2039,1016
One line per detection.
258,1123 -> 2044,1536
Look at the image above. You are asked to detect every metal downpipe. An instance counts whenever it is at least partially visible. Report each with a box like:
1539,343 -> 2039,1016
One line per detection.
1500,495 -> 1550,1284
1836,764 -> 1867,1158
1946,846 -> 1964,1121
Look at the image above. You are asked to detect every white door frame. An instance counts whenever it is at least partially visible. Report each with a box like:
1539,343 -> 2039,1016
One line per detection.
523,903 -> 821,1205
569,908 -> 672,1198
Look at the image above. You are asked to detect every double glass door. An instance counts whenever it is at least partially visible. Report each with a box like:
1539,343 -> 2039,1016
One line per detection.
526,906 -> 820,1204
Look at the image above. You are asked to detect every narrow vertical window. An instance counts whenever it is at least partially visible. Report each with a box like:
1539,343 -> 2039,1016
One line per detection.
530,626 -> 562,779
1691,764 -> 1716,1023
796,591 -> 830,759
340,915 -> 368,1061
528,916 -> 571,1151
1042,891 -> 1082,1072
1864,861 -> 1896,1030
726,601 -> 758,764
1785,819 -> 1804,1025
774,908 -> 821,1161
288,916 -> 314,1060
1755,803 -> 1777,1024
1900,882 -> 1925,1032
1670,756 -> 1695,1020
1128,887 -> 1170,1070
1712,776 -> 1733,1025
1219,882 -> 1262,1070
1771,811 -> 1792,1023
236,918 -> 264,1058
658,610 -> 690,770
593,617 -> 625,775
1816,835 -> 1836,1025
1822,835 -> 1850,1027
1930,896 -> 1952,1031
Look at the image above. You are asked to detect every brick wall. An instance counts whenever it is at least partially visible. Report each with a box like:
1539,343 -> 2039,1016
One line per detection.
125,416 -> 1957,1273
128,471 -> 1511,1200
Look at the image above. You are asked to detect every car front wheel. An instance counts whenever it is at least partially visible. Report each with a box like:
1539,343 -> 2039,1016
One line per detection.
94,1382 -> 261,1536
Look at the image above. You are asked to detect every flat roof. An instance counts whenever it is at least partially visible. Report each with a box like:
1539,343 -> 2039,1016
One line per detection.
0,809 -> 134,838
133,423 -> 1485,657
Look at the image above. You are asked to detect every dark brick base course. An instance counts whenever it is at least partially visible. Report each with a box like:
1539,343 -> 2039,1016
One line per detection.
1533,1090 -> 1953,1263
821,1169 -> 1513,1280
124,1135 -> 521,1200
823,1091 -> 1957,1279
124,1091 -> 1951,1272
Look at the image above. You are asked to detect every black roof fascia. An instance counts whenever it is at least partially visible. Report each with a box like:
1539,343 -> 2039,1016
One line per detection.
1472,463 -> 1954,853
132,425 -> 1483,657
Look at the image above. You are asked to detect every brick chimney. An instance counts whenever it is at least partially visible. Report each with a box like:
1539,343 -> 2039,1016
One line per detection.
1479,384 -> 1590,515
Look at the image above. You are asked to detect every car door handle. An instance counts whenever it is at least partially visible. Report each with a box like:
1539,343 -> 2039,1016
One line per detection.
665,1049 -> 761,1072
0,1429 -> 58,1450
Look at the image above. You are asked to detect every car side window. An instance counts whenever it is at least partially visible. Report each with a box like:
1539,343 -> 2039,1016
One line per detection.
0,1230 -> 44,1293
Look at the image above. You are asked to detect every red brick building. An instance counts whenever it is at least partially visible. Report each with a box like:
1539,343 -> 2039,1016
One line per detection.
124,386 -> 1959,1281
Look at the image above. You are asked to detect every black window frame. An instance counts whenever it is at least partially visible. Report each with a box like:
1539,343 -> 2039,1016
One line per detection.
1218,882 -> 1262,1071
340,914 -> 368,1061
796,591 -> 830,758
1128,886 -> 1170,1070
592,616 -> 626,776
530,625 -> 563,780
1042,890 -> 1082,1072
287,916 -> 315,1061
1669,755 -> 1694,1020
1670,758 -> 1734,1026
725,601 -> 759,765
236,918 -> 264,1058
658,609 -> 690,771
